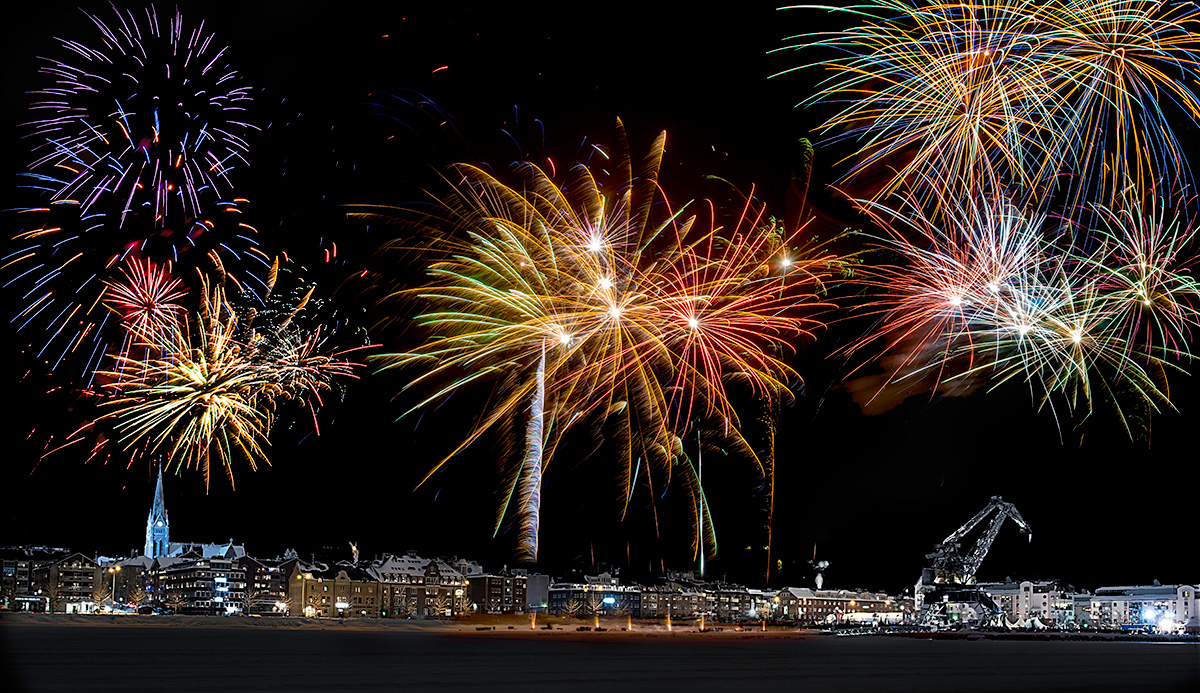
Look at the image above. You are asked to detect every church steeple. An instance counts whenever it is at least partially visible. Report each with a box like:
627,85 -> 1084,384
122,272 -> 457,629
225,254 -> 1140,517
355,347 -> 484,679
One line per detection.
144,466 -> 169,558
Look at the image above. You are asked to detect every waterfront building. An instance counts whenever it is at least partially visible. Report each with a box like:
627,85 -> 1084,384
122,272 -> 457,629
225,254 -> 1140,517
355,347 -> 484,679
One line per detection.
289,562 -> 382,618
548,573 -> 642,617
638,586 -> 703,620
1089,584 -> 1199,633
0,546 -> 70,611
96,555 -> 155,608
774,587 -> 898,624
31,552 -> 99,613
159,555 -> 247,615
745,588 -> 776,620
978,579 -> 1089,627
239,553 -> 299,616
466,566 -> 528,614
525,573 -> 551,612
366,552 -> 468,618
706,584 -> 753,622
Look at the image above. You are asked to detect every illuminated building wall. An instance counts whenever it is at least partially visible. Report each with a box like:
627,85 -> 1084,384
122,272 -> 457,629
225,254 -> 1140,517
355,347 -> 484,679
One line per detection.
467,570 -> 527,614
288,563 -> 382,618
979,579 -> 1089,626
160,557 -> 246,615
1088,584 -> 1199,633
31,552 -> 99,613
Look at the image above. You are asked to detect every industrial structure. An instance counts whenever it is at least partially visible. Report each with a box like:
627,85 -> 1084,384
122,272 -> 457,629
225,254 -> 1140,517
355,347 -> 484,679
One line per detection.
916,496 -> 1031,628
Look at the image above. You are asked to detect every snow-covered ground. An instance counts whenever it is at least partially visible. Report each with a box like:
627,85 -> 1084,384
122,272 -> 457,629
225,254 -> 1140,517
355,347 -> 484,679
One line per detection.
2,615 -> 1197,692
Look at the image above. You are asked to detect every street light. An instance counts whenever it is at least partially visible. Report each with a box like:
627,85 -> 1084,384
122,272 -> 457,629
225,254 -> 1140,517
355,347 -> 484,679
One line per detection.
107,566 -> 122,611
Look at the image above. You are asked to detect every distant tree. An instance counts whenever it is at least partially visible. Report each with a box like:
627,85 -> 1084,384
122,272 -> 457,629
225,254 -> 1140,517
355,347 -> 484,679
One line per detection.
164,592 -> 187,613
92,582 -> 112,608
432,593 -> 452,619
304,594 -> 320,617
44,583 -> 61,613
585,592 -> 606,617
563,597 -> 584,618
395,593 -> 415,619
127,584 -> 147,608
243,584 -> 264,614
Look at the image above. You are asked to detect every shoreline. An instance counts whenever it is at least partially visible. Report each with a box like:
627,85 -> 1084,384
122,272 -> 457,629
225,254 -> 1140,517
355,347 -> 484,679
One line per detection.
2,612 -> 1196,644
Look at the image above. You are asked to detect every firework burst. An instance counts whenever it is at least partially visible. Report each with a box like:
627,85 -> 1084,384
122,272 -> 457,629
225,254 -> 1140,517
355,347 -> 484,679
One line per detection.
781,0 -> 1200,204
24,5 -> 255,226
102,257 -> 187,344
370,123 -> 838,562
99,277 -> 362,489
843,184 -> 1196,431
7,199 -> 268,379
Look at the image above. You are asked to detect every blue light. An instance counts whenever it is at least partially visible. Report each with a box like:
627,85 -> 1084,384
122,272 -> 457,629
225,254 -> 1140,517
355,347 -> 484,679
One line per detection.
602,597 -> 616,605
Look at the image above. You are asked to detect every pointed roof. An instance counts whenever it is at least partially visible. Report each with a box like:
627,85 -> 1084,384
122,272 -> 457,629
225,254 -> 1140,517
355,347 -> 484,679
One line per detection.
151,466 -> 167,521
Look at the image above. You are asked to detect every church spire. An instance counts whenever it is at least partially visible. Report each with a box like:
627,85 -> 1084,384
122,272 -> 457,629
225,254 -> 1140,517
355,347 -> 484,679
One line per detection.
145,465 -> 170,558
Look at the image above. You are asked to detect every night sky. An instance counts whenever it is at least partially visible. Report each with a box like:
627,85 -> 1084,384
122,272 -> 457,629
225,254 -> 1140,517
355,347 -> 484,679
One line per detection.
2,1 -> 1194,595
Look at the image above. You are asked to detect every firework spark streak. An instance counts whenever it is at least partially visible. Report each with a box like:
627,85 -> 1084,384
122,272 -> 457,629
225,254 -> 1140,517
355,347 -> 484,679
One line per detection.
368,123 -> 839,562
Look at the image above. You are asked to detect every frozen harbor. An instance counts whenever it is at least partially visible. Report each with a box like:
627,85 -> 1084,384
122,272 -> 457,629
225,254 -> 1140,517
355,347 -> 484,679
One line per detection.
2,616 -> 1198,692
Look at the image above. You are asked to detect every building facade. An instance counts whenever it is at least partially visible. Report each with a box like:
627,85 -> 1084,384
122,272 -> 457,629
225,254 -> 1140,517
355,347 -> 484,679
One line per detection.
549,574 -> 642,617
1089,584 -> 1199,633
979,579 -> 1089,627
159,555 -> 247,615
32,552 -> 99,613
1,546 -> 70,611
467,568 -> 528,614
367,553 -> 468,619
774,587 -> 899,624
289,563 -> 382,618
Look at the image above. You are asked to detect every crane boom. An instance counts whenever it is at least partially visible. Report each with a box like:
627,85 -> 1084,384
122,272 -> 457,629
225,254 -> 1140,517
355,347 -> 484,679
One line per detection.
916,496 -> 1031,629
925,496 -> 1031,584
962,499 -> 1030,577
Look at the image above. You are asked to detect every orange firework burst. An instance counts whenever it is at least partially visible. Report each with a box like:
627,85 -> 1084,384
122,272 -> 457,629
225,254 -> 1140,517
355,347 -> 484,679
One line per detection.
369,122 -> 842,563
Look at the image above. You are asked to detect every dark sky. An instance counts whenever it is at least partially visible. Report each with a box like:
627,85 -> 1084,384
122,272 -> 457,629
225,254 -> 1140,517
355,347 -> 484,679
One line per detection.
2,1 -> 1195,595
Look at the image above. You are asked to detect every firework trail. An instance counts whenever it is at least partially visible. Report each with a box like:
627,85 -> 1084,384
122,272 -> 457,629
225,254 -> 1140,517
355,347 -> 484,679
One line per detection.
369,122 -> 839,562
1036,0 -> 1200,200
516,345 -> 547,563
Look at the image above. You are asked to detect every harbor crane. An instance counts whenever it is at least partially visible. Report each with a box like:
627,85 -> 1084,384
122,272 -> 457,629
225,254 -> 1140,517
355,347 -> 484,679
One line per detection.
916,496 -> 1032,628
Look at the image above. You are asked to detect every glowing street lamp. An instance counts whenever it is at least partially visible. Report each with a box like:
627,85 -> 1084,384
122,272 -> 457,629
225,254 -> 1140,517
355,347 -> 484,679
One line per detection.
107,565 -> 122,611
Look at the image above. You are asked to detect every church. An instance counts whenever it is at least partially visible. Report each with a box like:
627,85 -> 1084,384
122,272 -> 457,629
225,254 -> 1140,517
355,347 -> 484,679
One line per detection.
143,468 -> 246,560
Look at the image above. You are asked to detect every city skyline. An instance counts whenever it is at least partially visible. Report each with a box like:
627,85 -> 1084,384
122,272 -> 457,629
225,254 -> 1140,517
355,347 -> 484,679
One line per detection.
2,0 -> 1196,598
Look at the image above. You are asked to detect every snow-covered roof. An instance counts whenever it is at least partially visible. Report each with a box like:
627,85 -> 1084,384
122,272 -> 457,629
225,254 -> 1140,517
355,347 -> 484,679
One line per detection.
1094,584 -> 1196,598
167,540 -> 246,560
117,555 -> 155,569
